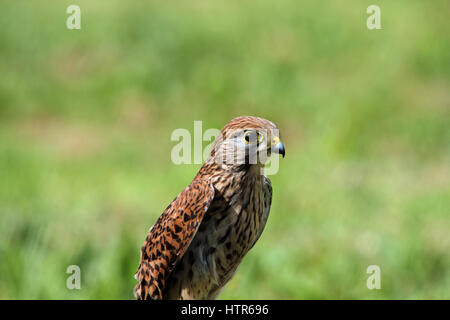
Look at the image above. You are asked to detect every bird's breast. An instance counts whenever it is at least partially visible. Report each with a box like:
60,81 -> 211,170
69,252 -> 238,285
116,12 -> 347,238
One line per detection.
165,174 -> 265,299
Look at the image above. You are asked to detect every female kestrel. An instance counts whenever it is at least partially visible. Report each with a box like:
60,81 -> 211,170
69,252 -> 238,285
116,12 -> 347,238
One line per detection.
134,116 -> 285,299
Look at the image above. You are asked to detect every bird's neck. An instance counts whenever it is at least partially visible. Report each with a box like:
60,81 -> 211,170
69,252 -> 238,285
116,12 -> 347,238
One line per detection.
195,161 -> 264,196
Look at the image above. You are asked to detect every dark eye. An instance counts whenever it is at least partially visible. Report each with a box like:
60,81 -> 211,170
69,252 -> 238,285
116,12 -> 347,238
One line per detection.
244,131 -> 263,144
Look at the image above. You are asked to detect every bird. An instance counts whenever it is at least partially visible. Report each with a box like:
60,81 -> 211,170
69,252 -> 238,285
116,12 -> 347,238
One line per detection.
134,116 -> 285,300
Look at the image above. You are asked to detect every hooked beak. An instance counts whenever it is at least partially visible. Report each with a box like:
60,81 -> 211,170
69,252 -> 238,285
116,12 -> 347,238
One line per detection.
271,136 -> 285,158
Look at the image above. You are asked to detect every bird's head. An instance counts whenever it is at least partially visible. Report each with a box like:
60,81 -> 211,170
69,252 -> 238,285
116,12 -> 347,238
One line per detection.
208,116 -> 285,169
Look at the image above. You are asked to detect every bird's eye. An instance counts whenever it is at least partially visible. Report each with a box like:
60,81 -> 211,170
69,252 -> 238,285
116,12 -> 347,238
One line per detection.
244,131 -> 263,144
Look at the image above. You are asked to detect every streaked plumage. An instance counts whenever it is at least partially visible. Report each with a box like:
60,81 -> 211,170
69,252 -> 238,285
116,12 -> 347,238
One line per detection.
134,116 -> 285,300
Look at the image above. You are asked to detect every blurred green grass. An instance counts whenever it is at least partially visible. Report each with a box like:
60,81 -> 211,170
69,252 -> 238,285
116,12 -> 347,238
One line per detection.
0,0 -> 449,299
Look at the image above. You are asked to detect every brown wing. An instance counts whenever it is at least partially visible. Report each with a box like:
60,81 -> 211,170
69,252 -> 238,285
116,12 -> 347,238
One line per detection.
134,179 -> 215,300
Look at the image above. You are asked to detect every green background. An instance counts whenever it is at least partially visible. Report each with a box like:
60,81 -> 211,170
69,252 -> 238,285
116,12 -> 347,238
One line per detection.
0,0 -> 449,299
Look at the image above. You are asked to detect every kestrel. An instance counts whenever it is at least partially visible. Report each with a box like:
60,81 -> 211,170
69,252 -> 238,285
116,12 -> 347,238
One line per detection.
134,116 -> 285,300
